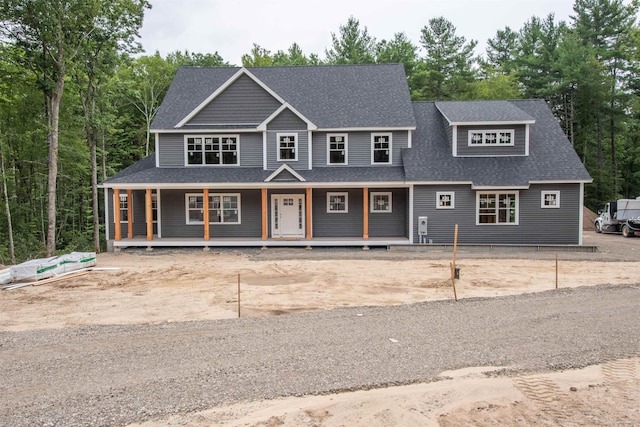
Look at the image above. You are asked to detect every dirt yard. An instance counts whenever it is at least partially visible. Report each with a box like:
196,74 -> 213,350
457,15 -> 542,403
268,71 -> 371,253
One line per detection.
1,231 -> 639,426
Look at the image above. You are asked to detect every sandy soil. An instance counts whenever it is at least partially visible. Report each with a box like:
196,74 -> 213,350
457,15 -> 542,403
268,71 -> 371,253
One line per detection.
1,244 -> 639,426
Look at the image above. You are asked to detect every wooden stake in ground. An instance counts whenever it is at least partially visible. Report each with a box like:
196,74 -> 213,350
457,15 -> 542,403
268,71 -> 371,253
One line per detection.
237,273 -> 241,318
451,224 -> 459,301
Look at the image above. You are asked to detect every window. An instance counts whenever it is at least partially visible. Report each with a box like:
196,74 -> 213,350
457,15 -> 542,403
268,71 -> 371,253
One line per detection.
186,135 -> 238,165
370,192 -> 392,213
477,192 -> 518,224
436,192 -> 455,209
327,134 -> 348,165
151,193 -> 158,223
541,191 -> 560,208
327,192 -> 348,213
186,193 -> 241,225
468,130 -> 514,146
278,133 -> 297,161
118,193 -> 129,223
372,133 -> 392,164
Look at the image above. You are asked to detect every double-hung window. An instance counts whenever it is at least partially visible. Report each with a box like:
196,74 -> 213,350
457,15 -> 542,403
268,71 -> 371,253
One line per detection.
468,130 -> 514,146
327,192 -> 348,213
278,133 -> 297,161
186,193 -> 241,225
186,135 -> 238,165
477,192 -> 518,224
372,133 -> 392,164
327,134 -> 347,165
118,193 -> 129,222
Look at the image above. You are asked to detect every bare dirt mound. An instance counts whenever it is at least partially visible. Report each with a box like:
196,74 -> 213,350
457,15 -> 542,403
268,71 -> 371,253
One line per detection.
583,206 -> 598,230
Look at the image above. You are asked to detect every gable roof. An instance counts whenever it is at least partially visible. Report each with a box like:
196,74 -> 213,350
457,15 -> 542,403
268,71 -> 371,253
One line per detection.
435,100 -> 536,125
404,100 -> 591,186
152,64 -> 416,130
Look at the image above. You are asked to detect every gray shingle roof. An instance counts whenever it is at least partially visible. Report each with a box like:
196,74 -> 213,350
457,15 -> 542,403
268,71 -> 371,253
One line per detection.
435,100 -> 535,124
403,100 -> 592,186
152,64 -> 416,130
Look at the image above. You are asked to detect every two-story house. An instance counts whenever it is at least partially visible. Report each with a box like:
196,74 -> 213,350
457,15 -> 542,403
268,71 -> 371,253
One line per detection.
101,64 -> 592,250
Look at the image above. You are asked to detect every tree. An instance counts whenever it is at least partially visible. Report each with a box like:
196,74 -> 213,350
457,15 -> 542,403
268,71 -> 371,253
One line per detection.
485,26 -> 519,74
325,16 -> 376,64
376,32 -> 419,79
241,44 -> 274,67
415,17 -> 477,100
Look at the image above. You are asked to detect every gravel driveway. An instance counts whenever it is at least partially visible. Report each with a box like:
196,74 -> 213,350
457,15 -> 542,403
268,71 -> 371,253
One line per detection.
1,283 -> 639,426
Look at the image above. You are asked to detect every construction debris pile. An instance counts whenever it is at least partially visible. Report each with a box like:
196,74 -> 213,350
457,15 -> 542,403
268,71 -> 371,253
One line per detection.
1,252 -> 97,291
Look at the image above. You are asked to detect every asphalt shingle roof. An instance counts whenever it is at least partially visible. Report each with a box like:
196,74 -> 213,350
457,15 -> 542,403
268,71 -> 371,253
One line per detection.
435,100 -> 535,124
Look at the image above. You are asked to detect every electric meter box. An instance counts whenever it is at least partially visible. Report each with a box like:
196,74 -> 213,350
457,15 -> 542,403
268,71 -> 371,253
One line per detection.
418,216 -> 428,235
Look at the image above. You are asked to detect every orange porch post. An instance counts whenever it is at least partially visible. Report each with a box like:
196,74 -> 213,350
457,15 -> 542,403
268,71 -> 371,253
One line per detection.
203,189 -> 210,240
305,188 -> 312,240
113,189 -> 121,241
127,189 -> 133,239
363,187 -> 369,240
145,189 -> 153,241
261,188 -> 268,240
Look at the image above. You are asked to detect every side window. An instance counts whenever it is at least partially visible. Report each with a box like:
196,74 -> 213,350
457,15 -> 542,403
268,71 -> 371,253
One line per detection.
372,133 -> 392,164
541,191 -> 560,208
436,192 -> 455,209
118,193 -> 129,223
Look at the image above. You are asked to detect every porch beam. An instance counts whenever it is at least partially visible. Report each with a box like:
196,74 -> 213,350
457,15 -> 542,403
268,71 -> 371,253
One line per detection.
127,189 -> 133,239
203,188 -> 210,240
114,189 -> 121,241
363,187 -> 369,240
261,188 -> 268,240
305,187 -> 312,240
145,189 -> 153,241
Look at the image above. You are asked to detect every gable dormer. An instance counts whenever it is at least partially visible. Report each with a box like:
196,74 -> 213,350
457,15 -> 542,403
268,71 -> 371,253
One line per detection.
435,101 -> 536,157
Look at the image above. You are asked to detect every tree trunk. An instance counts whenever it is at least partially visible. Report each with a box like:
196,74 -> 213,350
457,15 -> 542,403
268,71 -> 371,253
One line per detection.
0,144 -> 16,264
46,79 -> 64,257
90,98 -> 100,253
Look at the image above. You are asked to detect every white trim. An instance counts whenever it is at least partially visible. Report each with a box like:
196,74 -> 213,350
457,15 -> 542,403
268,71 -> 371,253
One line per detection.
407,130 -> 412,149
371,132 -> 392,165
327,133 -> 348,166
471,184 -> 530,190
104,181 -> 410,190
452,125 -> 457,157
370,191 -> 393,213
468,129 -> 515,146
271,193 -> 305,238
579,182 -> 584,245
448,120 -> 536,126
118,192 -> 130,223
476,191 -> 519,226
455,154 -> 529,158
155,133 -> 160,167
327,192 -> 349,213
262,131 -> 267,170
317,126 -> 415,132
264,164 -> 307,182
184,134 -> 240,167
525,124 -> 530,156
529,180 -> 593,184
541,190 -> 560,208
156,189 -> 162,238
104,189 -> 110,241
185,192 -> 242,225
276,133 -> 298,162
308,130 -> 313,170
436,191 -> 455,209
257,103 -> 317,131
153,128 -> 259,134
408,185 -> 414,244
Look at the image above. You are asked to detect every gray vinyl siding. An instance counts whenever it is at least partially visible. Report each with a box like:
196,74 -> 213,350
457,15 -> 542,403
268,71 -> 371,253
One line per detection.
267,109 -> 307,130
456,124 -> 527,156
312,131 -> 409,167
312,189 -> 364,237
157,132 -> 263,168
187,74 -> 281,126
160,189 -> 261,238
368,188 -> 407,237
266,131 -> 309,170
412,183 -> 581,244
107,189 -> 148,239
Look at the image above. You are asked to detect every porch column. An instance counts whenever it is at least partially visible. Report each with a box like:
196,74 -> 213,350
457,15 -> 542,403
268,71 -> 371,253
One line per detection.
261,188 -> 268,240
113,189 -> 122,241
127,189 -> 133,239
363,187 -> 369,240
203,188 -> 210,240
305,188 -> 312,240
145,189 -> 153,241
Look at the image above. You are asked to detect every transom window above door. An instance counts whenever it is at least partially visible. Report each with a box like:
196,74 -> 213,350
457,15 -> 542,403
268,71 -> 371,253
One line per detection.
185,135 -> 238,166
278,133 -> 298,161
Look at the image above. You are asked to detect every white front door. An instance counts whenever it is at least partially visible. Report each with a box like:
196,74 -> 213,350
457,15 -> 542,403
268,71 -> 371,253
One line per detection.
271,194 -> 305,238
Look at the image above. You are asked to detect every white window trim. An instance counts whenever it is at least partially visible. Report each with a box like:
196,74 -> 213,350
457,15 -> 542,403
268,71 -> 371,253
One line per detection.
118,193 -> 130,223
541,191 -> 560,208
185,193 -> 241,225
151,192 -> 158,224
468,130 -> 515,146
277,133 -> 298,162
327,192 -> 349,213
371,133 -> 392,165
476,191 -> 519,225
370,191 -> 393,213
184,134 -> 240,167
327,133 -> 348,165
436,191 -> 455,209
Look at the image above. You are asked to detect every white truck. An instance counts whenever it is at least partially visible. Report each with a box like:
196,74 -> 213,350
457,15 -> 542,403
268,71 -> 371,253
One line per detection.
595,198 -> 640,237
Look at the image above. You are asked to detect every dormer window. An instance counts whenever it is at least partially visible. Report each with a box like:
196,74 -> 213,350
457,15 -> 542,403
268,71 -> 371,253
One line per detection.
186,135 -> 238,166
372,133 -> 392,164
278,133 -> 298,161
468,130 -> 514,146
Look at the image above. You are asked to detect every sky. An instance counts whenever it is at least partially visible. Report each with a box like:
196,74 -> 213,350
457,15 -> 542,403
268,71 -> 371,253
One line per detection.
138,0 -> 576,65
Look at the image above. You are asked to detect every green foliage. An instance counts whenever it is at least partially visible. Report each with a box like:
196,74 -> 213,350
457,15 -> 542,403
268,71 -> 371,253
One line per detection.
325,16 -> 376,64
